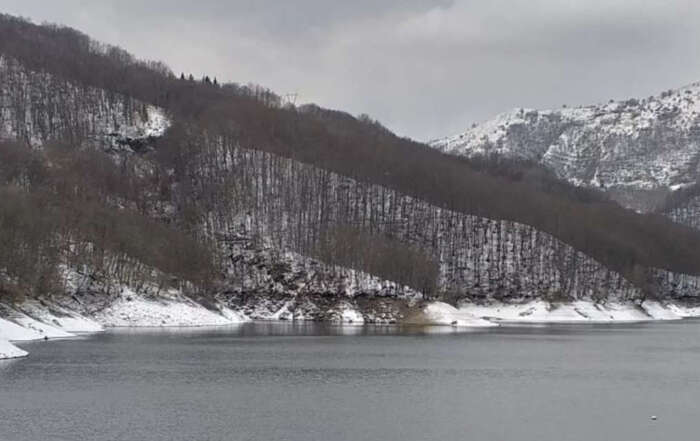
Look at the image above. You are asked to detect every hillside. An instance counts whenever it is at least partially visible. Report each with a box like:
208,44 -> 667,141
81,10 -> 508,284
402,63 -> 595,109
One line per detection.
431,84 -> 700,213
0,13 -> 700,343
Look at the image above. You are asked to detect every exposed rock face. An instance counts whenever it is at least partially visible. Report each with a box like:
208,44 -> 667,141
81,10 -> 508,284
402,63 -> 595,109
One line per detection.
431,85 -> 700,212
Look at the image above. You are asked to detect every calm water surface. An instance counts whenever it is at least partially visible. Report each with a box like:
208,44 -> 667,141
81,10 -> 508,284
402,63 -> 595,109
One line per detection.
2,320 -> 700,441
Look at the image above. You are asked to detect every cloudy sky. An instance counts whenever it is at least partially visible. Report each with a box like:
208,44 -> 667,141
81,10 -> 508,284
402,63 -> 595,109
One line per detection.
2,0 -> 700,141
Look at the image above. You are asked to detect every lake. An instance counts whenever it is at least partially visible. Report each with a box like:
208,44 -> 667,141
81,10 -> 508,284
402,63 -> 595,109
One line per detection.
1,320 -> 699,441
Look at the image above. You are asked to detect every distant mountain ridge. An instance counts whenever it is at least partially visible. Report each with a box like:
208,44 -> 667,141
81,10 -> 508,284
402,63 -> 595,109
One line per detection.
431,84 -> 700,212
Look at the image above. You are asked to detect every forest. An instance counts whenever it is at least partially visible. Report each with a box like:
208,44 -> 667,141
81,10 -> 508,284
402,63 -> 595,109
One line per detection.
1,13 -> 700,302
0,140 -> 214,300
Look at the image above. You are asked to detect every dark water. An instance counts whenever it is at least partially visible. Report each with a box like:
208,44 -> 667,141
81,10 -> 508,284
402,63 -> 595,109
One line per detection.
2,320 -> 700,441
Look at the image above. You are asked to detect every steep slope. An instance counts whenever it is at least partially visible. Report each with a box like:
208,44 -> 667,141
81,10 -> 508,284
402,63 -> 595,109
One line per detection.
1,13 -> 700,348
179,127 -> 642,302
0,55 -> 168,151
0,58 -> 687,308
0,50 -> 428,326
432,85 -> 700,212
4,14 -> 700,283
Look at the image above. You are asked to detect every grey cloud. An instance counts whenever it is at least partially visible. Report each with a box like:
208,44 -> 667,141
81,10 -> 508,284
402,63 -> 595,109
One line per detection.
2,0 -> 700,140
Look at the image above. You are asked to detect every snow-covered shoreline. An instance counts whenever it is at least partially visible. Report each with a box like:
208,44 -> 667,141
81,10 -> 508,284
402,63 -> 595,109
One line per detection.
91,290 -> 246,328
0,339 -> 27,359
0,293 -> 249,360
420,300 -> 700,327
0,302 -> 106,360
4,296 -> 700,360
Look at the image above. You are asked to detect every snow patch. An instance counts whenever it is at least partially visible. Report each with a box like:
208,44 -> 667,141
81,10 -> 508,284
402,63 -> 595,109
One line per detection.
422,302 -> 498,327
118,105 -> 170,139
461,300 -> 700,323
218,306 -> 249,323
0,339 -> 27,360
641,301 -> 683,320
92,289 -> 247,327
142,106 -> 170,138
18,301 -> 103,334
333,302 -> 365,324
11,312 -> 74,339
0,317 -> 44,341
340,307 -> 365,324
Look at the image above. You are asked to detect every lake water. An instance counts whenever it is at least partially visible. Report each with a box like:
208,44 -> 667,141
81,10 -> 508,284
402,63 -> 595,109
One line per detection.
2,320 -> 700,441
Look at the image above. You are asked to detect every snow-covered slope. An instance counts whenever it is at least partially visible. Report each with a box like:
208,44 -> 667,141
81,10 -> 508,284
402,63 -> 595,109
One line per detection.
431,84 -> 700,211
0,291 -> 246,359
0,303 -> 95,360
196,135 -> 644,303
92,289 -> 246,327
419,302 -> 497,327
0,55 -> 169,151
2,35 -> 700,337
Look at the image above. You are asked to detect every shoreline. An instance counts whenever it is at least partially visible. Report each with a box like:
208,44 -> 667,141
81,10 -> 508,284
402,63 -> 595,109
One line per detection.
3,297 -> 700,360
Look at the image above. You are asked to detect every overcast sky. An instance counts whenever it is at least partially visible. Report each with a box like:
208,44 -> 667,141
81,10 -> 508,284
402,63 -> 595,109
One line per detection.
2,0 -> 700,141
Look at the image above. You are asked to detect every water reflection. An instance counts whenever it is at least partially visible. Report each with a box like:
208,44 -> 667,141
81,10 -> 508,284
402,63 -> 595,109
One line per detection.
89,319 -> 669,339
108,322 -> 246,336
106,320 -> 498,337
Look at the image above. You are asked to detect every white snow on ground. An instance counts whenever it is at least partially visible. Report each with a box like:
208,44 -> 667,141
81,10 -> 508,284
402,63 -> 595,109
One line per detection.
0,292 -> 247,358
121,105 -> 170,139
0,316 -> 44,360
340,307 -> 365,324
666,303 -> 700,318
416,299 -> 700,327
422,302 -> 498,327
18,301 -> 103,334
332,302 -> 365,324
12,313 -> 74,339
92,289 -> 247,327
51,315 -> 104,333
0,302 -> 103,359
218,306 -> 249,323
460,300 -> 700,323
0,339 -> 27,359
640,301 -> 686,320
4,291 -> 700,359
0,317 -> 43,341
143,106 -> 170,138
266,300 -> 295,321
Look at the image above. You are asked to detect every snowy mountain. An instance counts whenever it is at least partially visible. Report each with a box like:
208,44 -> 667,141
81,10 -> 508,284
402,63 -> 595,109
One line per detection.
0,46 -> 646,318
3,14 -> 700,358
431,84 -> 700,212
